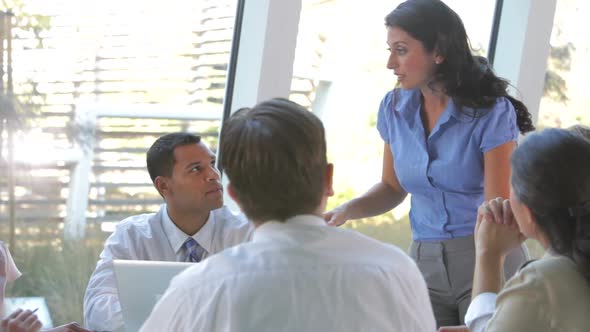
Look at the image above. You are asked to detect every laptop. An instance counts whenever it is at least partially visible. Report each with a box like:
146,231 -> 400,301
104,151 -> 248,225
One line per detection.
113,259 -> 193,332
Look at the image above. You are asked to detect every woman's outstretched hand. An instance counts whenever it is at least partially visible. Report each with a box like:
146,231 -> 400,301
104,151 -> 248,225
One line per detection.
323,204 -> 350,226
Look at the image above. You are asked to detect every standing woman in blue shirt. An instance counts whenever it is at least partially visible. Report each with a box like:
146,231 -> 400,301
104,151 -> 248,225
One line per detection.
324,0 -> 535,327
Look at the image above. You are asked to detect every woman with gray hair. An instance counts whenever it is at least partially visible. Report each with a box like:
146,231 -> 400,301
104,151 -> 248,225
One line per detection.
445,128 -> 590,332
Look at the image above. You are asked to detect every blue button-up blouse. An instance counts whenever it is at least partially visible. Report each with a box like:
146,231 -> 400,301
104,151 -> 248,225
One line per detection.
377,88 -> 518,241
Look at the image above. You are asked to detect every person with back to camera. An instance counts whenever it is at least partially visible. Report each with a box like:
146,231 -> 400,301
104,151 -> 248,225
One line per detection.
440,128 -> 590,332
140,98 -> 436,332
324,0 -> 535,327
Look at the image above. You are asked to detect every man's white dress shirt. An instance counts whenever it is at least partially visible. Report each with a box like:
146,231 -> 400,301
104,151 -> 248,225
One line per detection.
83,204 -> 253,332
140,215 -> 436,332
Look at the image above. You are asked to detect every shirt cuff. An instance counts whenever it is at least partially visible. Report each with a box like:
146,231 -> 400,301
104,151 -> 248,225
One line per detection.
465,292 -> 497,332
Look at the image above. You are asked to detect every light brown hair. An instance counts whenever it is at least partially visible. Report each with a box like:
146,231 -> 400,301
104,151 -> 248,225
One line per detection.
220,98 -> 327,222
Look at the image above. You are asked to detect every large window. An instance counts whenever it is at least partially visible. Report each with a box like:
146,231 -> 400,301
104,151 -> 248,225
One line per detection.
290,0 -> 498,249
0,0 -> 565,326
538,0 -> 590,128
1,0 -> 237,325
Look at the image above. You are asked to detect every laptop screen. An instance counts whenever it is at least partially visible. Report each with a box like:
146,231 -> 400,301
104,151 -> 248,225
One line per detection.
113,260 -> 193,332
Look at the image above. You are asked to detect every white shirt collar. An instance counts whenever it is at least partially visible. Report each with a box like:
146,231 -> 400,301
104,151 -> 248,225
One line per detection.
253,214 -> 326,242
193,211 -> 216,254
161,205 -> 215,255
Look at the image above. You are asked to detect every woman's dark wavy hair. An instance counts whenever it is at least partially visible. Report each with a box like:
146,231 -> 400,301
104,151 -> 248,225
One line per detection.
385,0 -> 534,134
511,128 -> 590,283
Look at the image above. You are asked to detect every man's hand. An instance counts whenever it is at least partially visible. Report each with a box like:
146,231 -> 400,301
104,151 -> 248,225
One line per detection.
0,309 -> 42,332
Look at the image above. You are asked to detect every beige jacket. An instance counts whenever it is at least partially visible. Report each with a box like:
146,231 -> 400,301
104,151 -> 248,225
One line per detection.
486,255 -> 590,332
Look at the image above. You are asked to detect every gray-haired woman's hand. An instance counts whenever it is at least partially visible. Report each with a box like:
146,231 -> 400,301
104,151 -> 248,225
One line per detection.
475,199 -> 525,259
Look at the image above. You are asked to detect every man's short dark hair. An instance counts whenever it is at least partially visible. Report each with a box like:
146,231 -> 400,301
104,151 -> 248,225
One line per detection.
220,98 -> 327,222
146,133 -> 201,183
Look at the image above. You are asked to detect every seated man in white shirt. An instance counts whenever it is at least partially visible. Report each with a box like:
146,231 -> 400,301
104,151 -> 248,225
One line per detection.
140,98 -> 436,332
83,133 -> 253,332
